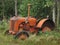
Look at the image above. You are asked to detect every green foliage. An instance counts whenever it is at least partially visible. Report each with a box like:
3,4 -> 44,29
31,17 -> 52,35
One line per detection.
0,20 -> 9,30
4,0 -> 15,18
0,0 -> 54,19
19,0 -> 54,19
0,1 -> 3,19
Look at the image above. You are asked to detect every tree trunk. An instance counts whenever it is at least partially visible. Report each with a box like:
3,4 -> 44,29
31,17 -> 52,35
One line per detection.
52,5 -> 55,23
2,0 -> 5,20
56,0 -> 60,27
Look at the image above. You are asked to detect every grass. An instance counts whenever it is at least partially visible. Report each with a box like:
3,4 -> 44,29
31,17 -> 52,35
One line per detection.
0,30 -> 60,45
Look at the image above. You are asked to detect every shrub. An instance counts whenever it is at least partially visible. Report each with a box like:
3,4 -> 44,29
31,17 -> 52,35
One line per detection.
0,20 -> 9,31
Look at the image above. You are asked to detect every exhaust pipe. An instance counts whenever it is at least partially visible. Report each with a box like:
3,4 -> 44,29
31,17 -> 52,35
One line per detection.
15,0 -> 17,16
28,4 -> 31,18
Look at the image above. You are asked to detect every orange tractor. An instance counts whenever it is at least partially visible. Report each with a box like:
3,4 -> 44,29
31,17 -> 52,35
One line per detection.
5,4 -> 55,40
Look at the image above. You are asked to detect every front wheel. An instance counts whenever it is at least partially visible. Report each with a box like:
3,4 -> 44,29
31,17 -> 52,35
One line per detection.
14,31 -> 29,40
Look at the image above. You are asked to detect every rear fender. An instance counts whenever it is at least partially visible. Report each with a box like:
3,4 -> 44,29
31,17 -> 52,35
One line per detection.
37,19 -> 48,28
36,18 -> 55,31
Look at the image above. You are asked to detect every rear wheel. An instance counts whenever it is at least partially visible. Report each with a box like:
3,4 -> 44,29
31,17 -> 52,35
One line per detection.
42,26 -> 51,32
14,31 -> 29,40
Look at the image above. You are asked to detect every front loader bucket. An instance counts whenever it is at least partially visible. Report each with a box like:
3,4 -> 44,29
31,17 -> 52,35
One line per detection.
37,18 -> 55,32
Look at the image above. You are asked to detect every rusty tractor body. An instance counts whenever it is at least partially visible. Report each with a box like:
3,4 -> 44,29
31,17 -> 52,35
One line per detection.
5,4 -> 55,40
8,16 -> 55,34
5,16 -> 55,40
9,16 -> 37,34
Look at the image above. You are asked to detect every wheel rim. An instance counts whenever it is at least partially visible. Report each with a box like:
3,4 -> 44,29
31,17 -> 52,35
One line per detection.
19,34 -> 28,40
42,27 -> 51,32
